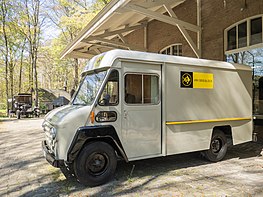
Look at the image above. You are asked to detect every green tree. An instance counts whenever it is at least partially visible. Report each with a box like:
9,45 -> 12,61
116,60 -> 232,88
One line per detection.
21,0 -> 41,107
1,0 -> 28,113
0,0 -> 110,114
45,0 -> 110,89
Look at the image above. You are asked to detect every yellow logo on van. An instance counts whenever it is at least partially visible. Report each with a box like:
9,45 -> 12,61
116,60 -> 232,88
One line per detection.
181,71 -> 213,89
193,72 -> 213,89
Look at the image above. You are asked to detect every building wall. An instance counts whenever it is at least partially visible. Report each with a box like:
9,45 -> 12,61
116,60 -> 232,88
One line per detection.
125,0 -> 263,61
202,0 -> 263,60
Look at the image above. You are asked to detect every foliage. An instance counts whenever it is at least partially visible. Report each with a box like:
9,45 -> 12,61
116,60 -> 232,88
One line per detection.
0,0 -> 110,111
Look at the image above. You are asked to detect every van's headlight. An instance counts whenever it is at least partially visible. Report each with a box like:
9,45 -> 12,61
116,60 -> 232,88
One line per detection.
50,127 -> 57,139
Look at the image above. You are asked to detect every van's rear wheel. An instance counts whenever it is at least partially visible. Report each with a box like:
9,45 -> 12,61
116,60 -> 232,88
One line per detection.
203,130 -> 227,162
74,141 -> 117,187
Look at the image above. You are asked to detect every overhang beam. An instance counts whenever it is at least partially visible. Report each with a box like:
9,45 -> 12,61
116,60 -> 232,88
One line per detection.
131,0 -> 185,9
82,37 -> 146,51
60,0 -> 129,59
163,4 -> 201,58
126,4 -> 201,33
66,51 -> 95,59
93,23 -> 146,38
118,34 -> 126,43
88,43 -> 117,50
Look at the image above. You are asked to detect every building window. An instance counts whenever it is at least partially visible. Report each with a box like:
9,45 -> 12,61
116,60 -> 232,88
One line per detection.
238,22 -> 247,48
251,17 -> 262,45
160,44 -> 182,56
225,15 -> 263,53
228,27 -> 237,50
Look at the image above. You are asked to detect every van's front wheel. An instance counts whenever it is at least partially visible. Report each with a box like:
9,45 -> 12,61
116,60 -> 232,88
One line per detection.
74,141 -> 117,187
203,130 -> 227,162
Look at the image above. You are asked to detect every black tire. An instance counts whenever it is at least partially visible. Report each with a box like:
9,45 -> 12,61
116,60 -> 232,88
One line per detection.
60,164 -> 75,180
16,110 -> 21,119
203,130 -> 227,162
74,141 -> 117,187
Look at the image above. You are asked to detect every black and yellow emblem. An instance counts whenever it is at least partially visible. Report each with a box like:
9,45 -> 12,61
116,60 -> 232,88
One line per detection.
180,71 -> 214,89
181,71 -> 193,88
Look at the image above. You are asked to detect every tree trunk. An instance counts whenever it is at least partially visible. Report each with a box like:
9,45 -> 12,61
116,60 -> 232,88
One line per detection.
33,50 -> 38,107
28,59 -> 31,92
19,58 -> 23,93
9,63 -> 14,111
1,0 -> 9,115
19,40 -> 26,93
5,60 -> 9,115
24,0 -> 40,107
73,58 -> 79,89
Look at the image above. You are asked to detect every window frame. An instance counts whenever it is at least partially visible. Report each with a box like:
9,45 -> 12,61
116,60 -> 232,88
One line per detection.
98,69 -> 119,106
159,43 -> 183,56
124,72 -> 161,106
224,14 -> 263,55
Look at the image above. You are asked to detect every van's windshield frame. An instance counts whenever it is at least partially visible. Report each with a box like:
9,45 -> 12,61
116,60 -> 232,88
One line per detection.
71,69 -> 108,106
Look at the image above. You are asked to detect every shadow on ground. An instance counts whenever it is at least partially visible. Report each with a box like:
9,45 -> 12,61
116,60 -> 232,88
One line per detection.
20,140 -> 263,197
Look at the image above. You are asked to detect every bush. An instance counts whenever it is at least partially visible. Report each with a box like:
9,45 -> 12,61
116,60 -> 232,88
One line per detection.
0,109 -> 6,117
0,103 -> 7,117
0,103 -> 6,110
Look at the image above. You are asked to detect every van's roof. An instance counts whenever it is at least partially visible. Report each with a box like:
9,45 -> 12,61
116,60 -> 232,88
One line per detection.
83,49 -> 251,72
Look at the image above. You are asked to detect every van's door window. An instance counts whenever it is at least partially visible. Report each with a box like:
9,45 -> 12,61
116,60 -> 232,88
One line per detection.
125,74 -> 142,104
143,75 -> 159,104
99,70 -> 119,106
125,74 -> 159,104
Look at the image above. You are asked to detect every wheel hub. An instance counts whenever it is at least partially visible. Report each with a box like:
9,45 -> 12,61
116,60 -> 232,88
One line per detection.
87,153 -> 107,175
211,139 -> 221,153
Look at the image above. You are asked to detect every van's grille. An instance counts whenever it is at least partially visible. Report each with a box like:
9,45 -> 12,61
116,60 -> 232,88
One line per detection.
42,122 -> 56,153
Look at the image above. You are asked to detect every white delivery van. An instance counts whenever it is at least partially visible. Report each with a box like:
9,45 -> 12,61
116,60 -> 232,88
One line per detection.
42,49 -> 253,186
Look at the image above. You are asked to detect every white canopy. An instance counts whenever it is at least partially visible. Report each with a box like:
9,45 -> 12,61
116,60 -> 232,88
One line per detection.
61,0 -> 201,59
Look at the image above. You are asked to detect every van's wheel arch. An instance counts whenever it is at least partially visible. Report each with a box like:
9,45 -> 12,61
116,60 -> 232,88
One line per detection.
203,129 -> 227,162
73,141 -> 117,187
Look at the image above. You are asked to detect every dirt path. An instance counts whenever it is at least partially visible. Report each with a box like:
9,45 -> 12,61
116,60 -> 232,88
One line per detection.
0,118 -> 263,196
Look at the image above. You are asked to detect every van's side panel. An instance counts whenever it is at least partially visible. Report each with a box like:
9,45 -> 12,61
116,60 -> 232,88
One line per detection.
231,68 -> 253,144
232,121 -> 253,144
164,63 -> 252,155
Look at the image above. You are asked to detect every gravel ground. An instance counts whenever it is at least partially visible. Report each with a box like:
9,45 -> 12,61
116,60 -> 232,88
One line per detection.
0,118 -> 262,197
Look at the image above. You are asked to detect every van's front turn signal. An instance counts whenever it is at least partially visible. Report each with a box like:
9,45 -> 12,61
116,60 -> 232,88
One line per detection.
90,111 -> 95,124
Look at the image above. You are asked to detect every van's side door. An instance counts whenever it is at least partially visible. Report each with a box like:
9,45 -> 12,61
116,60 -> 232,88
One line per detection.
122,62 -> 162,159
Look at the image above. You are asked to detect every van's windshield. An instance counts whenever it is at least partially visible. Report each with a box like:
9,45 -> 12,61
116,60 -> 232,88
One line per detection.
72,70 -> 107,105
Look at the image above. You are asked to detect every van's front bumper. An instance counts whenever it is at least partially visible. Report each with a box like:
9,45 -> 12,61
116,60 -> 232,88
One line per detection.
42,140 -> 63,168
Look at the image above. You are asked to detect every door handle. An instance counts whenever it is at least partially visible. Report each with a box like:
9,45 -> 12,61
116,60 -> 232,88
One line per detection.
123,110 -> 128,119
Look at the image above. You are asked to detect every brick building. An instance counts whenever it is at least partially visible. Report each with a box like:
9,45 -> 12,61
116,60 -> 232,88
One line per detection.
61,0 -> 263,116
61,0 -> 263,62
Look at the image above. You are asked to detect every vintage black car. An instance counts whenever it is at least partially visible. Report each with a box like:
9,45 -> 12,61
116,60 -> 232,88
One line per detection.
9,93 -> 40,119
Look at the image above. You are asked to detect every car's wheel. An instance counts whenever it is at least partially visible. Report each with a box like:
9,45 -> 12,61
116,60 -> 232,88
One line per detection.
203,129 -> 227,162
74,141 -> 117,187
16,110 -> 21,119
